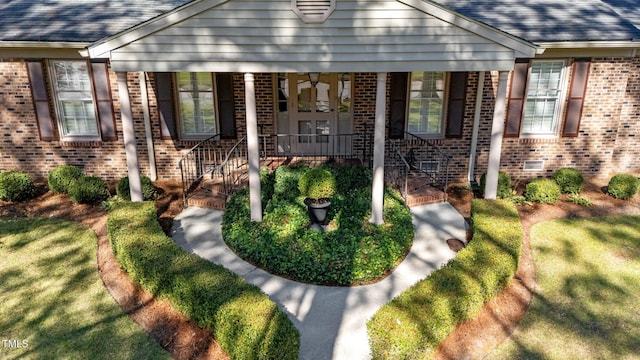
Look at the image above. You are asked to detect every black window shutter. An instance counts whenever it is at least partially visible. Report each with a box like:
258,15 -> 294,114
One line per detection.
505,60 -> 531,138
445,72 -> 468,138
154,72 -> 177,140
216,73 -> 236,139
91,61 -> 117,141
25,60 -> 56,141
389,72 -> 408,139
562,58 -> 591,137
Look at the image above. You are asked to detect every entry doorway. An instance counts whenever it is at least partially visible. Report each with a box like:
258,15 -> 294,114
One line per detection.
276,72 -> 352,156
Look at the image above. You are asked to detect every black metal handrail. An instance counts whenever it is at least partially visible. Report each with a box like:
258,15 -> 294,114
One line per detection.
178,134 -> 224,207
218,137 -> 248,197
385,126 -> 452,199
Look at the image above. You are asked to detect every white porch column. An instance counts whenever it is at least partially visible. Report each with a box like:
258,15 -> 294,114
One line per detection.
244,73 -> 262,222
116,72 -> 143,202
484,71 -> 509,199
370,72 -> 387,225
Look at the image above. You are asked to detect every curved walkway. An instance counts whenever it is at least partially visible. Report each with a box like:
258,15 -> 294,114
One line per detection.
171,202 -> 467,360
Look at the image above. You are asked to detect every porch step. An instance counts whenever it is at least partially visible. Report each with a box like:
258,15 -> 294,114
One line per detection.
186,188 -> 227,210
405,186 -> 446,207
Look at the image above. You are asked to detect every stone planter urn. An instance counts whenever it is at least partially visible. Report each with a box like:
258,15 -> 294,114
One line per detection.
298,167 -> 336,231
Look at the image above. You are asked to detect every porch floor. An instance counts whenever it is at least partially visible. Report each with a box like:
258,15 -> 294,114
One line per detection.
186,162 -> 446,210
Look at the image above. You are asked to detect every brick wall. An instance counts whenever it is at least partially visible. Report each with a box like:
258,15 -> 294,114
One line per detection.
491,58 -> 638,182
0,60 -> 132,183
2,58 -> 639,186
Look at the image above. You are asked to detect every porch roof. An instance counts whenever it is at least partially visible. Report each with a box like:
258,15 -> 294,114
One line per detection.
87,0 -> 537,73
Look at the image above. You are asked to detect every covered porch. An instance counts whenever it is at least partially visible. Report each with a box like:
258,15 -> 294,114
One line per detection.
86,0 -> 537,222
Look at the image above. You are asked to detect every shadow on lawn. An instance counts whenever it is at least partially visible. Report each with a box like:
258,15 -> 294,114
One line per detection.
490,216 -> 640,359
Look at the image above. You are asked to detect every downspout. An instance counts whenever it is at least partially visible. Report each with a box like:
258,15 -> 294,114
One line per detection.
467,71 -> 485,184
138,72 -> 157,181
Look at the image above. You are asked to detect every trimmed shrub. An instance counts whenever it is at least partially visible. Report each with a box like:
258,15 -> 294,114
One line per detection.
0,171 -> 36,201
68,176 -> 110,204
108,202 -> 299,359
48,165 -> 84,194
607,174 -> 640,200
298,166 -> 337,201
116,175 -> 156,201
480,171 -> 512,199
367,200 -> 522,358
525,178 -> 561,204
553,168 -> 584,194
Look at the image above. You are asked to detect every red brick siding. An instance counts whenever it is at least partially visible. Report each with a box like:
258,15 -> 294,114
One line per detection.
2,59 -> 639,185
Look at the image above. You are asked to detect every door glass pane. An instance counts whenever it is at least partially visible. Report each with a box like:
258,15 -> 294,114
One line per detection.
299,120 -> 312,143
297,76 -> 312,112
277,73 -> 288,113
315,73 -> 330,113
316,120 -> 329,143
338,73 -> 351,114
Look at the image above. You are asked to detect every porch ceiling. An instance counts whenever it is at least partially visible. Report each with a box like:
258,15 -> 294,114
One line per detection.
88,0 -> 537,73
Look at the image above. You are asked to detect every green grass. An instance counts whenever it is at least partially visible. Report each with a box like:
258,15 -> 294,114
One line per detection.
489,215 -> 640,359
0,217 -> 168,360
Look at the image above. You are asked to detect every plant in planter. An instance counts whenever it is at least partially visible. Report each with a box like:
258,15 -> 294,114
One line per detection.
298,167 -> 337,229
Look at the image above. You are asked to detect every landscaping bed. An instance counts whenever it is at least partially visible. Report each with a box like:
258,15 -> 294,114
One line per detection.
222,165 -> 414,286
2,171 -> 639,359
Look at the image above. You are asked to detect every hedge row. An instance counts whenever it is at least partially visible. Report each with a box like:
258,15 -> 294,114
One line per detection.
367,199 -> 523,359
107,202 -> 299,360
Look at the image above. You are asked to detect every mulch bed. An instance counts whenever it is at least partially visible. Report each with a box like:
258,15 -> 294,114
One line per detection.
1,178 -> 638,359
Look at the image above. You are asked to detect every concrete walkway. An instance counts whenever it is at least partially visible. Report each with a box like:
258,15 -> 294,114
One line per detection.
171,202 -> 467,360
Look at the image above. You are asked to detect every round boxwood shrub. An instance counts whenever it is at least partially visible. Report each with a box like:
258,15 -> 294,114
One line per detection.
0,171 -> 36,201
68,176 -> 111,204
607,174 -> 640,200
116,175 -> 156,201
480,171 -> 512,199
525,178 -> 562,204
48,165 -> 84,194
298,167 -> 337,201
552,167 -> 584,194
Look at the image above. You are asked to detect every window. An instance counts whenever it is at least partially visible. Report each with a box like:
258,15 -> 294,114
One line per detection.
407,72 -> 447,136
49,60 -> 99,139
176,72 -> 217,138
521,60 -> 566,135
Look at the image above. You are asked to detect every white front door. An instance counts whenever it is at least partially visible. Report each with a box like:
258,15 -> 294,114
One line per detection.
276,73 -> 353,156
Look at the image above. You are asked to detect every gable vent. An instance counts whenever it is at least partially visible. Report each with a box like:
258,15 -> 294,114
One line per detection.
292,0 -> 335,23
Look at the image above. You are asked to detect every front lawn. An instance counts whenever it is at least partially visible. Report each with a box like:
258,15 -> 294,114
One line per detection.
489,215 -> 640,359
0,217 -> 169,360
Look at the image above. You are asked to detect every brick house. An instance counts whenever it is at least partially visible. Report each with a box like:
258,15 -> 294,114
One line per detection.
1,0 -> 639,221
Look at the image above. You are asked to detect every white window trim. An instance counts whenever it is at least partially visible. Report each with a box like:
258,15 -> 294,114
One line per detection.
48,59 -> 101,142
405,71 -> 450,139
520,59 -> 570,139
175,72 -> 220,141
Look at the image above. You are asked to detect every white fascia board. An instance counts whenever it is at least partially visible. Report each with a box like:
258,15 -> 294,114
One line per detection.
398,0 -> 537,58
0,41 -> 90,49
536,40 -> 640,49
87,0 -> 229,58
536,41 -> 640,58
